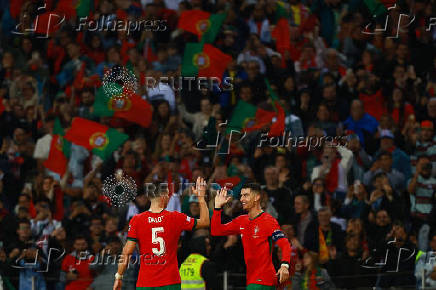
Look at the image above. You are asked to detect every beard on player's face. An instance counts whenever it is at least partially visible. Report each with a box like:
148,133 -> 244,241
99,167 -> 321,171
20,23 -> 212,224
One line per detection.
241,193 -> 257,211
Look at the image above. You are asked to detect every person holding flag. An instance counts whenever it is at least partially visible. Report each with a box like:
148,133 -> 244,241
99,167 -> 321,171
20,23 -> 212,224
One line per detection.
211,183 -> 292,289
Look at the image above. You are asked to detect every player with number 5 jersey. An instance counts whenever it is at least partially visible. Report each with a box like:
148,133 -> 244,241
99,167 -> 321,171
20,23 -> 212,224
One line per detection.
113,177 -> 210,290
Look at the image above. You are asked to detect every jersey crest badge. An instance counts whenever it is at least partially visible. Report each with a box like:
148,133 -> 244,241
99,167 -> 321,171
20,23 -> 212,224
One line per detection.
253,225 -> 260,238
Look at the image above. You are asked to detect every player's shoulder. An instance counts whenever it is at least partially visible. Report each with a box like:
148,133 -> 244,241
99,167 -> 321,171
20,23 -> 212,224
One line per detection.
130,211 -> 150,221
235,213 -> 249,222
261,212 -> 279,223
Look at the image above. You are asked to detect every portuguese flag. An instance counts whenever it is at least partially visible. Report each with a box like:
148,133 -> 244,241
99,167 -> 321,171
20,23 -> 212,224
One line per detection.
178,10 -> 226,43
227,81 -> 285,136
264,79 -> 285,137
93,86 -> 153,128
43,119 -> 71,176
182,43 -> 232,78
64,117 -> 128,160
227,100 -> 258,133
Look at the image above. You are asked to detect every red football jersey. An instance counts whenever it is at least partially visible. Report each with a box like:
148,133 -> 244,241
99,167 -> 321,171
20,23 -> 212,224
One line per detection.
211,210 -> 291,286
127,210 -> 196,287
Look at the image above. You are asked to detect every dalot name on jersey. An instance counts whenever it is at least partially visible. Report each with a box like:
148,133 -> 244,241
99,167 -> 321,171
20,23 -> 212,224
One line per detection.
148,216 -> 163,223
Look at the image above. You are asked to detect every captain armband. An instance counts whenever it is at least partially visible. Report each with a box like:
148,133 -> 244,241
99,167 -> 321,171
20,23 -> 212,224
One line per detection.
271,230 -> 286,242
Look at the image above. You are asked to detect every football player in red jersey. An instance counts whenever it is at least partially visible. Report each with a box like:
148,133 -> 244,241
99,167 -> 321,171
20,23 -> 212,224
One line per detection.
113,177 -> 210,290
211,183 -> 291,290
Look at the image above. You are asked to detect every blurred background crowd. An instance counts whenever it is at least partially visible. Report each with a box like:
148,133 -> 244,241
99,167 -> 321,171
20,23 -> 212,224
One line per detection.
0,0 -> 436,289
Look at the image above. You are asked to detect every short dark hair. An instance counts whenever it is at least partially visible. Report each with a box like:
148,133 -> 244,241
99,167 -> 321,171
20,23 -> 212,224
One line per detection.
378,151 -> 392,159
18,219 -> 31,226
145,182 -> 170,199
372,172 -> 387,184
90,216 -> 103,223
74,235 -> 88,242
241,183 -> 261,195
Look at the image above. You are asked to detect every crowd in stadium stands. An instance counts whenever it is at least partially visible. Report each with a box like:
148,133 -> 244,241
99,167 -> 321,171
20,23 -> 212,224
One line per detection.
0,0 -> 435,289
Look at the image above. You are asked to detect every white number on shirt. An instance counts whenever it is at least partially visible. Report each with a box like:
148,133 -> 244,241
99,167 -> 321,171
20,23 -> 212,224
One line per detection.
151,227 -> 165,256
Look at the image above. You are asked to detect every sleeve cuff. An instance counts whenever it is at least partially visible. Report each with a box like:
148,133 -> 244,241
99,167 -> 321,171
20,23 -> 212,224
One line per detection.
281,261 -> 290,267
214,208 -> 223,211
127,237 -> 138,242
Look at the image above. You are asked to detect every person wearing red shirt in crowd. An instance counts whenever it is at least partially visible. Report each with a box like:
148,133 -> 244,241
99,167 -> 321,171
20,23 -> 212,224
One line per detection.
211,183 -> 292,289
113,177 -> 210,290
387,87 -> 414,129
61,235 -> 95,290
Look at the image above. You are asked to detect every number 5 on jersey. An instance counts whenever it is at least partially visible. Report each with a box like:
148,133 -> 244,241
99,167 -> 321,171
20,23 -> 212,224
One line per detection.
152,227 -> 166,256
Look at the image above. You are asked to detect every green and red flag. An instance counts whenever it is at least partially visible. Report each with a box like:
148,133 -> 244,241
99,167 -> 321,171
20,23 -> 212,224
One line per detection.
274,1 -> 290,22
64,117 -> 128,160
226,100 -> 258,133
363,0 -> 389,17
43,119 -> 71,176
264,79 -> 285,137
75,0 -> 94,18
93,86 -> 153,128
178,10 -> 227,43
227,82 -> 285,136
182,43 -> 232,78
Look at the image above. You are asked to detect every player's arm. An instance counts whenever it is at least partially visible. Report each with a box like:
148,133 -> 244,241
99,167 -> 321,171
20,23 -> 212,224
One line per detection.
211,187 -> 240,236
113,240 -> 136,290
192,177 -> 210,229
271,221 -> 291,284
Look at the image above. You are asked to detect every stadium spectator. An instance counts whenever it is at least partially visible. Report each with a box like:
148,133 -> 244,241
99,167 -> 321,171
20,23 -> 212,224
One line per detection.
294,195 -> 318,252
61,235 -> 95,290
291,251 -> 334,290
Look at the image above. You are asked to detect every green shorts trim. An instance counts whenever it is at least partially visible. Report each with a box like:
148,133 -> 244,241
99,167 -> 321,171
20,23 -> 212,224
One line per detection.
247,284 -> 276,290
137,284 -> 181,290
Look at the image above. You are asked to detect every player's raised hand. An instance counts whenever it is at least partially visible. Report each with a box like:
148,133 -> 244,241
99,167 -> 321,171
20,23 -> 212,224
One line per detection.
192,177 -> 207,200
276,264 -> 290,284
214,187 -> 231,209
